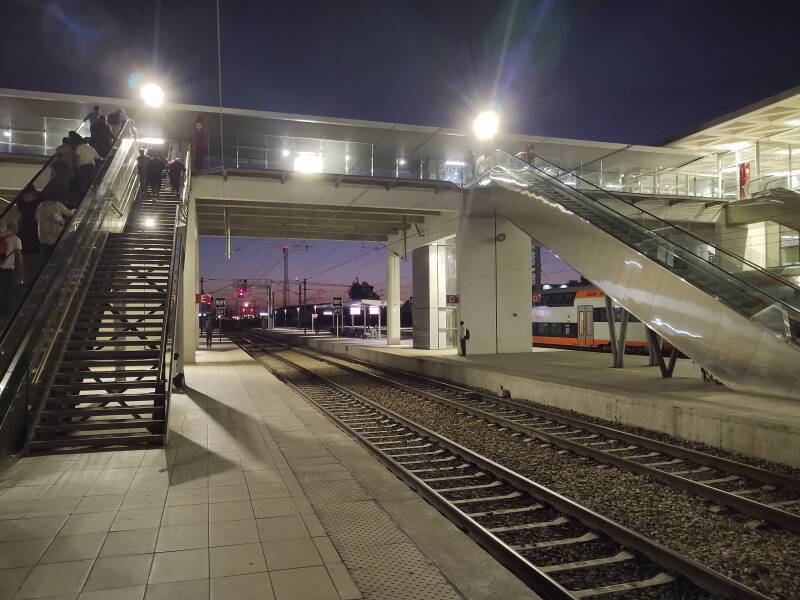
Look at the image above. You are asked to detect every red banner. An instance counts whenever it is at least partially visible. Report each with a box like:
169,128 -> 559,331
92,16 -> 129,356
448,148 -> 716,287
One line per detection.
739,162 -> 751,199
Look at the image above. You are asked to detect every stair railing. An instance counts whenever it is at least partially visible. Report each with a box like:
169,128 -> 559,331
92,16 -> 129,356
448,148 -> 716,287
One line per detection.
158,150 -> 191,445
0,121 -> 140,455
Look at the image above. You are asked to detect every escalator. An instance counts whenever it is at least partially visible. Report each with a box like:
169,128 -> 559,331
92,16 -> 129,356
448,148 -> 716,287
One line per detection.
0,122 -> 190,452
472,151 -> 800,399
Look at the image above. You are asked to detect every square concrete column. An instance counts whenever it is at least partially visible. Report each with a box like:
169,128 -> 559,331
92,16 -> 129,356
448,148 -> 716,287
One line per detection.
457,215 -> 532,354
181,193 -> 199,363
386,251 -> 401,345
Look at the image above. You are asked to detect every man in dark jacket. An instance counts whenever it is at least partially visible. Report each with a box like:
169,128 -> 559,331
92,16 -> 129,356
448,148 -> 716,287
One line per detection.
90,115 -> 114,158
166,158 -> 186,195
146,153 -> 166,198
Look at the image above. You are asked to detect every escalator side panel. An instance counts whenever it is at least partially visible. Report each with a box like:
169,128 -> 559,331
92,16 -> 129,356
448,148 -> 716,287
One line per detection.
473,185 -> 800,399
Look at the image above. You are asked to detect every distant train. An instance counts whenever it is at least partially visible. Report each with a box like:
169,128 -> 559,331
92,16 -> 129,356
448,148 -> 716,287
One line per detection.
533,286 -> 650,352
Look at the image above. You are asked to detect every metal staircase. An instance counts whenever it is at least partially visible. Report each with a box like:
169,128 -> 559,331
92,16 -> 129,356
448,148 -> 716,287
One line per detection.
27,172 -> 182,451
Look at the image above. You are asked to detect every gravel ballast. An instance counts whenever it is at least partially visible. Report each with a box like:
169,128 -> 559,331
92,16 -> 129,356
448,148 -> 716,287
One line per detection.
266,350 -> 800,599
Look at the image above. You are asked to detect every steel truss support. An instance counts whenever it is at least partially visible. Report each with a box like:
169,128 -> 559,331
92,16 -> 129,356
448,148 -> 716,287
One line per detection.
604,296 -> 628,368
646,327 -> 678,378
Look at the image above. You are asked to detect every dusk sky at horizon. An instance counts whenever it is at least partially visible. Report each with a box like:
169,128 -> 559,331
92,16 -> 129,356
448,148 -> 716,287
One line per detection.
3,0 -> 800,306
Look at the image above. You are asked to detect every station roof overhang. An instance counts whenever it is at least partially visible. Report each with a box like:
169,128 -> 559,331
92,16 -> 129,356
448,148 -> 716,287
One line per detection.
665,85 -> 800,152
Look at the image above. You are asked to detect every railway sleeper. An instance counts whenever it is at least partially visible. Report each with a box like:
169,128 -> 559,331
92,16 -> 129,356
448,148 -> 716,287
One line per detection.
395,454 -> 452,466
467,504 -> 545,518
538,550 -> 634,574
451,491 -> 522,505
513,531 -> 599,550
420,471 -> 486,483
642,458 -> 682,467
571,572 -> 674,598
437,479 -> 503,494
488,516 -> 568,533
409,463 -> 470,474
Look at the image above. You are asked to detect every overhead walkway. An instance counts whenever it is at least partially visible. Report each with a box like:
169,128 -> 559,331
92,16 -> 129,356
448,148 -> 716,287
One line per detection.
0,124 -> 189,454
472,151 -> 800,399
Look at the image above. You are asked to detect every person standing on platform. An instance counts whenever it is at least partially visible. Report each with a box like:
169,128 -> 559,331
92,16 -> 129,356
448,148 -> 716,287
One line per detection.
458,320 -> 469,356
205,316 -> 215,348
0,222 -> 23,314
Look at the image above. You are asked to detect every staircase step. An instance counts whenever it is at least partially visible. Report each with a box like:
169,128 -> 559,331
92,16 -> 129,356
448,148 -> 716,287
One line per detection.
41,407 -> 158,418
54,369 -> 159,380
29,433 -> 163,451
50,381 -> 159,392
62,350 -> 161,359
45,393 -> 164,405
35,419 -> 164,432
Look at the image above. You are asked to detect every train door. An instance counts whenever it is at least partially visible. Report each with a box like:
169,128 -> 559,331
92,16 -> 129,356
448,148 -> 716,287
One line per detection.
577,305 -> 593,346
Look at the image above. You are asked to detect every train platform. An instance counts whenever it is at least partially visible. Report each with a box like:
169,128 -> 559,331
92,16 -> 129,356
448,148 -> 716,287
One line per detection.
0,339 -> 538,600
261,328 -> 800,468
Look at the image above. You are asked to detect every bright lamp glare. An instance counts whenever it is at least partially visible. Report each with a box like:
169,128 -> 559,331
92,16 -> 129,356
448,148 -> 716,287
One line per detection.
281,149 -> 290,157
139,137 -> 164,145
294,152 -> 323,173
2,131 -> 10,138
144,217 -> 155,228
473,110 -> 499,140
140,83 -> 164,107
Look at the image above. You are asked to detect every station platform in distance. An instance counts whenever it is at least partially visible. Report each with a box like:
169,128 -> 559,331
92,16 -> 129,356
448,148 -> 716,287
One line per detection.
0,339 -> 538,600
263,328 -> 800,468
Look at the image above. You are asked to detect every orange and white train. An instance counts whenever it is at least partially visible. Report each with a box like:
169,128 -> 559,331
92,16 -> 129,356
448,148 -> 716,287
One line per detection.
532,286 -> 649,352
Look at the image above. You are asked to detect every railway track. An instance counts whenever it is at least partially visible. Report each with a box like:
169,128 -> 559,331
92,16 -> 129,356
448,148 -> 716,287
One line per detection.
249,331 -> 800,534
232,332 -> 769,599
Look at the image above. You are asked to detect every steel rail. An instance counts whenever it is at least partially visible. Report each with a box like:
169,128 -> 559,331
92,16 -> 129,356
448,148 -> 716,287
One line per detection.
233,333 -> 769,600
253,331 -> 800,490
268,339 -> 800,534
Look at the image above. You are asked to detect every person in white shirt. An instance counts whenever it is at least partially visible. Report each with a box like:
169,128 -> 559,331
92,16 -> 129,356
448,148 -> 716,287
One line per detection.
53,137 -> 75,179
35,199 -> 74,254
73,140 -> 101,202
0,222 -> 23,313
458,320 -> 468,356
82,105 -> 103,126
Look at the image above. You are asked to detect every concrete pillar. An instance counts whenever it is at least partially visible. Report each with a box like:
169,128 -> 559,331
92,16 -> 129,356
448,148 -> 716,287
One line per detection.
457,215 -> 532,354
386,251 -> 401,345
181,193 -> 199,363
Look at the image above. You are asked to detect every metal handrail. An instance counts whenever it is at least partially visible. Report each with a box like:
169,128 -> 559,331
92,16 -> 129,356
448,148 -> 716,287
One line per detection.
0,120 -> 89,223
507,150 -> 800,292
483,150 -> 800,304
0,123 -> 136,345
0,122 -> 139,453
158,150 -> 191,444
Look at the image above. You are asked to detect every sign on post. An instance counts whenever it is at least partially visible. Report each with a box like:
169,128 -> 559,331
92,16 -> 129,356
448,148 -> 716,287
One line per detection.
196,293 -> 212,304
214,297 -> 226,317
332,297 -> 343,338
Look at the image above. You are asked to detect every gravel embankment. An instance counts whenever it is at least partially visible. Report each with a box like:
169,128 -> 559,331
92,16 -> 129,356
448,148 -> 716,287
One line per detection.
271,351 -> 800,599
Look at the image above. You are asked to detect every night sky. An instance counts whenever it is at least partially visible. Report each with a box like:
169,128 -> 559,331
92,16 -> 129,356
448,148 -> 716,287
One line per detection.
3,0 -> 800,305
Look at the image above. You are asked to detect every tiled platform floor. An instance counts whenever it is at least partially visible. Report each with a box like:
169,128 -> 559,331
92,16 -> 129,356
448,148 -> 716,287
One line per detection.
0,340 -> 537,600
